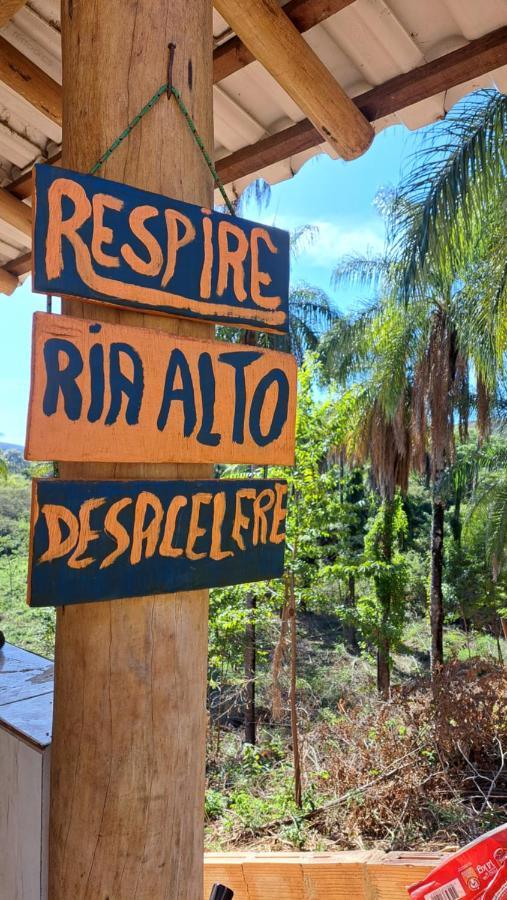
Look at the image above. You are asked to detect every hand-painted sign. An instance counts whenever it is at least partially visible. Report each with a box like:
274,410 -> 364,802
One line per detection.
28,478 -> 287,607
32,164 -> 290,334
25,312 -> 297,466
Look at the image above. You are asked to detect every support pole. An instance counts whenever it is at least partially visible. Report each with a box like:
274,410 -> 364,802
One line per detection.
49,2 -> 213,898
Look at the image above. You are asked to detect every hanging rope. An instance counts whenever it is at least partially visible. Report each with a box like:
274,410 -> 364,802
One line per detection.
90,45 -> 234,214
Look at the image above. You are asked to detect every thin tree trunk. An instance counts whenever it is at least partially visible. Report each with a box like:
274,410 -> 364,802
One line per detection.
430,496 -> 445,676
244,591 -> 256,745
344,573 -> 359,651
272,595 -> 289,722
376,500 -> 394,700
288,573 -> 302,808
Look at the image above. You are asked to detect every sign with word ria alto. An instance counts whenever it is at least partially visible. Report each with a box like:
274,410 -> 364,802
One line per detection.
32,164 -> 290,334
25,313 -> 297,465
28,478 -> 287,607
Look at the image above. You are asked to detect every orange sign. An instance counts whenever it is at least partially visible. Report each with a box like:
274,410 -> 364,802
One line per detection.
25,313 -> 297,466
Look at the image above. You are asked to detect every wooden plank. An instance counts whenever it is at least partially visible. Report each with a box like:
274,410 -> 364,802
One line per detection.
32,163 -> 290,333
48,0 -> 214,896
28,477 -> 287,607
0,185 -> 31,237
214,0 -> 373,160
0,0 -> 28,28
201,852 -> 445,900
0,727 -> 45,900
25,311 -> 297,466
216,25 -> 507,184
213,0 -> 356,82
0,264 -> 18,294
3,250 -> 31,277
0,36 -> 61,126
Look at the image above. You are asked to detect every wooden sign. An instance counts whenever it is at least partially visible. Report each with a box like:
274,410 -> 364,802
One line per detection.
32,164 -> 290,334
25,312 -> 297,466
28,478 -> 287,606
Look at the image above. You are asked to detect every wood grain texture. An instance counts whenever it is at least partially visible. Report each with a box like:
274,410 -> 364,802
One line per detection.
48,1 -> 214,898
215,25 -> 507,185
0,36 -> 61,125
26,312 -> 297,465
0,0 -> 27,28
0,728 -> 46,900
0,184 -> 31,237
212,0 -> 356,82
32,163 -> 290,332
202,851 -> 445,900
214,0 -> 373,160
0,263 -> 18,294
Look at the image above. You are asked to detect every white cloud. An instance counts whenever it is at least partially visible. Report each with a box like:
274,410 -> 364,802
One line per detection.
278,216 -> 386,268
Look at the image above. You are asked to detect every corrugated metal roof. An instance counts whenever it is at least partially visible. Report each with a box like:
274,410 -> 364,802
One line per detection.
0,0 -> 506,275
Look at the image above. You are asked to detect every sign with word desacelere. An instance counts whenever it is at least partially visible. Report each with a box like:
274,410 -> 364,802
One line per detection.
25,313 -> 297,466
28,478 -> 288,606
32,164 -> 290,334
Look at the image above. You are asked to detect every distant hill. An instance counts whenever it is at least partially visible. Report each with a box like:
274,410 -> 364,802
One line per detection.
0,442 -> 23,452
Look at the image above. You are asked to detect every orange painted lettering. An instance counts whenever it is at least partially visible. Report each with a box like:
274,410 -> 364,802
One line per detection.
159,495 -> 188,558
91,193 -> 124,268
250,227 -> 281,310
252,489 -> 275,545
162,209 -> 196,287
39,503 -> 79,562
68,497 -> 107,569
121,205 -> 163,276
101,497 -> 133,569
130,491 -> 164,565
217,221 -> 248,302
186,492 -> 212,561
210,491 -> 234,561
200,213 -> 213,299
270,482 -> 287,544
231,488 -> 256,551
45,178 -> 91,280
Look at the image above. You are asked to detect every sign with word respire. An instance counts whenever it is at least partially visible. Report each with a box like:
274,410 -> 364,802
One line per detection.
32,164 -> 290,334
25,312 -> 297,466
28,478 -> 287,607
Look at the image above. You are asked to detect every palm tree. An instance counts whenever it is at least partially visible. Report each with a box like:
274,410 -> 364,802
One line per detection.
324,91 -> 506,677
322,300 -> 411,696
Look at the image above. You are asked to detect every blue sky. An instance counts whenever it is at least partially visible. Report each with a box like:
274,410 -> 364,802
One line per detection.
0,123 -> 426,447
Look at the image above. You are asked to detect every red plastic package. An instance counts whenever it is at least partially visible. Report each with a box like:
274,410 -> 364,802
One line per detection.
408,825 -> 507,900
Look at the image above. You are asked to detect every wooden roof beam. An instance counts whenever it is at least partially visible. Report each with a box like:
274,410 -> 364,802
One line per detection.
0,36 -> 62,126
213,0 -> 356,82
214,0 -> 373,160
0,265 -> 19,295
0,186 -> 31,238
0,1 -> 354,143
216,25 -> 507,184
0,1 -> 28,29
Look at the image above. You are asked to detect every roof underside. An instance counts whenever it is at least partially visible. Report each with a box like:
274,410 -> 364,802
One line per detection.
0,0 -> 506,285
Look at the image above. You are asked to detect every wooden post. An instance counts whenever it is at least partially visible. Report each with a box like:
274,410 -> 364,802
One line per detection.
48,2 -> 213,898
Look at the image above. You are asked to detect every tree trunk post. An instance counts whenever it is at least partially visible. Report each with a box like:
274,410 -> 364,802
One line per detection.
244,591 -> 257,745
430,496 -> 445,676
48,2 -> 213,898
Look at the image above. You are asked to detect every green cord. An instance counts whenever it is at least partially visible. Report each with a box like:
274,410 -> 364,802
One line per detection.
90,82 -> 235,214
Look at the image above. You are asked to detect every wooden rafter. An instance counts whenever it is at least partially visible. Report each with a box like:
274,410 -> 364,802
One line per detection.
216,25 -> 507,185
214,0 -> 373,160
0,186 -> 31,237
0,0 -> 355,144
213,0 -> 356,82
1,25 -> 507,290
0,0 -> 28,29
0,36 -> 62,126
